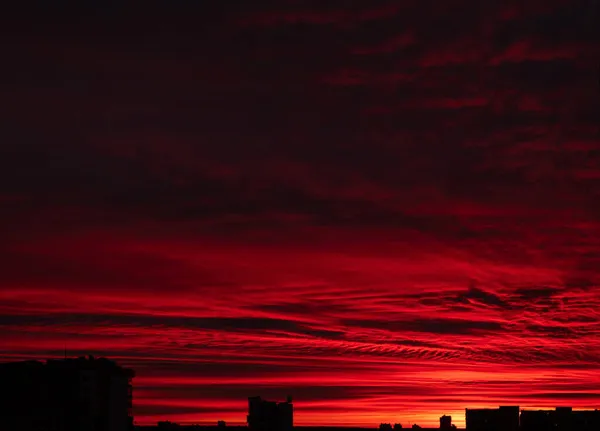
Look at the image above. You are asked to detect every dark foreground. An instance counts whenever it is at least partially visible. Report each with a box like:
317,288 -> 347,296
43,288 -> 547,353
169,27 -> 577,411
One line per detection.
135,427 -> 450,431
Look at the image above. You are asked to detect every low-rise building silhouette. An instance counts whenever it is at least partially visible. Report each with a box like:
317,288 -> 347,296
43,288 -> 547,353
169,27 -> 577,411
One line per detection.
0,355 -> 134,431
380,421 -> 404,430
521,407 -> 600,431
465,406 -> 519,431
439,415 -> 451,429
520,409 -> 558,431
572,409 -> 600,430
465,405 -> 600,431
247,396 -> 293,431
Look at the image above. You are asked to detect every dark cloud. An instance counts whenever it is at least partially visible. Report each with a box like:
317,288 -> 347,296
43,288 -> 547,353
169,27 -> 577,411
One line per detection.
514,286 -> 562,299
0,314 -> 345,340
460,285 -> 511,309
526,324 -> 578,338
343,317 -> 503,335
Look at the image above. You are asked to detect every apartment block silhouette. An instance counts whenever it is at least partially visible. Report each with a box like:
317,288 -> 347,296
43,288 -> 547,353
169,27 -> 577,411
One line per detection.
0,356 -> 134,431
466,406 -> 600,431
247,396 -> 293,431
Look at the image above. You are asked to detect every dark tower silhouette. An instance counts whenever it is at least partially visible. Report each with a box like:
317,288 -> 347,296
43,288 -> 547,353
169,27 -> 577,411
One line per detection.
440,415 -> 452,429
0,356 -> 134,431
247,396 -> 293,431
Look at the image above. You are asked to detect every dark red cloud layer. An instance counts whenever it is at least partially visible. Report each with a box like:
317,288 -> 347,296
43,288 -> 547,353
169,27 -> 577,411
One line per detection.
1,1 -> 600,427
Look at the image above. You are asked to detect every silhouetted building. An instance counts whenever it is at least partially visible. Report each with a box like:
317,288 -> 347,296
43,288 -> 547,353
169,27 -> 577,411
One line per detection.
572,409 -> 600,431
247,396 -> 293,431
521,407 -> 600,431
157,421 -> 181,430
466,408 -> 494,431
440,415 -> 452,429
555,407 -> 573,431
381,422 -> 403,430
0,355 -> 134,431
465,406 -> 519,431
521,409 -> 553,431
498,405 -> 519,431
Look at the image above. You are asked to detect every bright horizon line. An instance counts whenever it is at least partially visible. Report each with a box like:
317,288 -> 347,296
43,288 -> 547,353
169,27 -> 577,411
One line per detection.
134,404 -> 600,429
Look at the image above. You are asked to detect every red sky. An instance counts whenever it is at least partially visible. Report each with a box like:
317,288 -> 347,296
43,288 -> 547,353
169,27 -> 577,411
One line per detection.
1,1 -> 600,428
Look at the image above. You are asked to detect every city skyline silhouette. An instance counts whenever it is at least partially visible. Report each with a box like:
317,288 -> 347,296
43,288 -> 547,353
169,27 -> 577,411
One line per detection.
1,1 -> 600,429
3,356 -> 600,429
